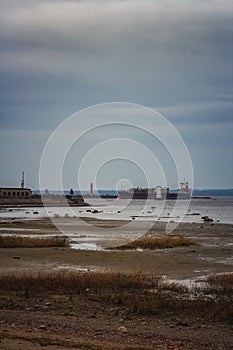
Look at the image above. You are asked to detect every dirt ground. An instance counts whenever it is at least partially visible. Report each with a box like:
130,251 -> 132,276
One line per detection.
0,218 -> 233,349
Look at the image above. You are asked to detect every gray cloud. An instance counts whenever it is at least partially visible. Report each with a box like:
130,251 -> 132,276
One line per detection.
0,0 -> 232,188
1,0 -> 231,116
1,1 -> 232,67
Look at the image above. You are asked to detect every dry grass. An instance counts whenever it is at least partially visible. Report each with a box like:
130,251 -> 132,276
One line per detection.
110,236 -> 194,250
207,273 -> 233,290
0,271 -> 232,322
0,235 -> 68,248
0,271 -> 158,295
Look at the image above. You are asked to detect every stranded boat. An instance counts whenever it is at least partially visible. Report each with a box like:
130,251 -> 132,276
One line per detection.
118,181 -> 191,200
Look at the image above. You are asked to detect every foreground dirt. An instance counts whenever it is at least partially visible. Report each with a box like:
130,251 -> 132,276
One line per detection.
0,218 -> 233,349
1,291 -> 233,350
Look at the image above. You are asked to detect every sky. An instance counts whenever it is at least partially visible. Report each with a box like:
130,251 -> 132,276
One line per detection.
0,0 -> 232,190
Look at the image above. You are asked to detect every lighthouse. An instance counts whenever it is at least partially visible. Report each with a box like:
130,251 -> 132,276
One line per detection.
90,182 -> 94,196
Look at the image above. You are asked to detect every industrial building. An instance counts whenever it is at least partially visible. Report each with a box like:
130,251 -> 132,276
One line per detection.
0,187 -> 32,198
0,172 -> 32,198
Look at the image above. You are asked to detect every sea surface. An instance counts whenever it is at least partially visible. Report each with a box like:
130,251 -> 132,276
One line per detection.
0,197 -> 232,224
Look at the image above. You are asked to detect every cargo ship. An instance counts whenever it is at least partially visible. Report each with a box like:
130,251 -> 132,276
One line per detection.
118,181 -> 191,200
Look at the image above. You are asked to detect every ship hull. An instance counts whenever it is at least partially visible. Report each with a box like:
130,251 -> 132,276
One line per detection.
118,191 -> 156,199
118,191 -> 191,200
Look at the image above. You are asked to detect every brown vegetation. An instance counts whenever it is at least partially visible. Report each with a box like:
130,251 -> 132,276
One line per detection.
0,235 -> 68,248
110,236 -> 194,250
207,273 -> 233,290
0,271 -> 232,323
0,271 -> 157,295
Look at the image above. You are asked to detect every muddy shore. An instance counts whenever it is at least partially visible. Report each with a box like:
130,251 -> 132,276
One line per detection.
0,217 -> 233,349
1,218 -> 232,279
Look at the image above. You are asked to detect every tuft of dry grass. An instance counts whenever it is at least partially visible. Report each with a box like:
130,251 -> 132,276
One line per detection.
207,273 -> 233,290
110,236 -> 194,250
0,235 -> 68,248
0,271 -> 158,295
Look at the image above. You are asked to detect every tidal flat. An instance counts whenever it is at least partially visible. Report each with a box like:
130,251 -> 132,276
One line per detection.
0,217 -> 233,349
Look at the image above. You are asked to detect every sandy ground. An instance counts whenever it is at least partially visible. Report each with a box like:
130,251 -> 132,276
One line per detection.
0,217 -> 233,349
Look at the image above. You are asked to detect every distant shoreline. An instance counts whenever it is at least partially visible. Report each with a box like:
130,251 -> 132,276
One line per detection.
31,189 -> 233,197
0,195 -> 87,208
1,194 -> 233,208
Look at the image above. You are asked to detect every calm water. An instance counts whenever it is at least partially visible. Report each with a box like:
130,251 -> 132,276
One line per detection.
0,197 -> 232,224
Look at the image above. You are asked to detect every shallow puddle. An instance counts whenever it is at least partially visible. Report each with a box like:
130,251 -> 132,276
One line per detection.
70,242 -> 102,250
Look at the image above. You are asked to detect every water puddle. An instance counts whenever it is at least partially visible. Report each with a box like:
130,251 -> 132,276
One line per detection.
161,275 -> 207,290
70,242 -> 102,251
0,228 -> 41,231
0,233 -> 63,238
53,264 -> 101,272
217,257 -> 233,265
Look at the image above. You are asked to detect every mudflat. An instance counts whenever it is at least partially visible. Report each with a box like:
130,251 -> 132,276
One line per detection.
0,218 -> 232,278
0,218 -> 233,349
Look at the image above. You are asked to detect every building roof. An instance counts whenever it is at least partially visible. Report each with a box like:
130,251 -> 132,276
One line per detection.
0,187 -> 31,191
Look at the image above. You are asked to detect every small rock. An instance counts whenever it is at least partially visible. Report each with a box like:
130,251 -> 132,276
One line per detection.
201,215 -> 213,222
39,339 -> 48,346
175,320 -> 190,327
122,315 -> 132,320
118,325 -> 128,333
39,324 -> 46,330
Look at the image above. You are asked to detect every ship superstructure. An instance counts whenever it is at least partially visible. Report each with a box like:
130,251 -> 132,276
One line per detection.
118,181 -> 191,200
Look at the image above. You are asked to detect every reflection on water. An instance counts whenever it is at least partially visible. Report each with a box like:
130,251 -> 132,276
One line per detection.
70,242 -> 101,250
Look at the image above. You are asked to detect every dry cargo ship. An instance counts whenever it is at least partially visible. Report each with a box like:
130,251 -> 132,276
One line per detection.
118,181 -> 191,200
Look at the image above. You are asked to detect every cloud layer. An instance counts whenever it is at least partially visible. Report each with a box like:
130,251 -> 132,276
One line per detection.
0,0 -> 232,188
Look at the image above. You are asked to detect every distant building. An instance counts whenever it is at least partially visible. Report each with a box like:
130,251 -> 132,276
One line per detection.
0,171 -> 32,199
0,187 -> 32,198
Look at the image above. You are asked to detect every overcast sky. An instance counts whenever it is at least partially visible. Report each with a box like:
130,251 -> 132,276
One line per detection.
0,0 -> 232,190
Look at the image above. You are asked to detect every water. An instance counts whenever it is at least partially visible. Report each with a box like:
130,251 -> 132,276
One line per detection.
0,197 -> 232,224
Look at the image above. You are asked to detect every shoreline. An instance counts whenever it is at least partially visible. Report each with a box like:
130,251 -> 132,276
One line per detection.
1,196 -> 233,225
